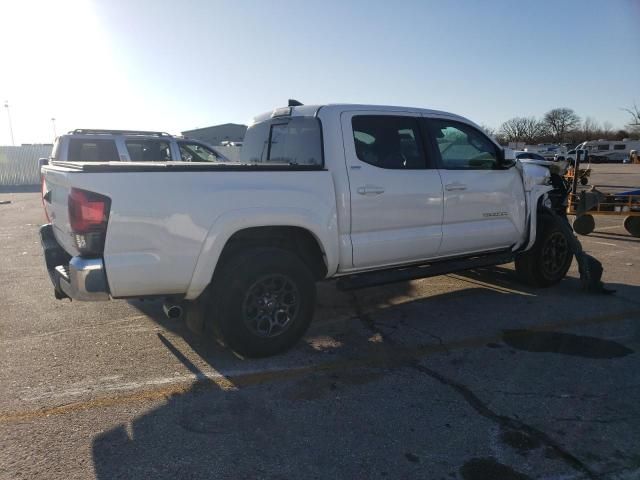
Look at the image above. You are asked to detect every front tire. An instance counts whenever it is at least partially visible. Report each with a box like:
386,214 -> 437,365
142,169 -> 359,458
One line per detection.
515,215 -> 573,287
209,247 -> 316,357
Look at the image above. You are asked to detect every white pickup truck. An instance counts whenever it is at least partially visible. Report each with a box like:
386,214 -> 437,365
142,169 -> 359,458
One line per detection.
40,102 -> 574,357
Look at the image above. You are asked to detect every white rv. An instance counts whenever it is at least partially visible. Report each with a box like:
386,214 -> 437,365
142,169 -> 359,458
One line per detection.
571,139 -> 640,163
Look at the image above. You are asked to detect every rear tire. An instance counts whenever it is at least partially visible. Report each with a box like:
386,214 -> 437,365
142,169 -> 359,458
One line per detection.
573,214 -> 595,235
515,215 -> 573,288
624,216 -> 640,237
208,247 -> 316,357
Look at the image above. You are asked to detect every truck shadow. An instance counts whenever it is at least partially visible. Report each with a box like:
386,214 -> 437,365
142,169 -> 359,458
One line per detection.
126,279 -> 420,363
586,232 -> 640,244
91,271 -> 638,479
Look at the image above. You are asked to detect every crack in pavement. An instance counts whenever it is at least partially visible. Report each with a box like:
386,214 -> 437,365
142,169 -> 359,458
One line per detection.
400,319 -> 450,353
410,362 -> 598,479
349,292 -> 450,352
349,292 -> 599,480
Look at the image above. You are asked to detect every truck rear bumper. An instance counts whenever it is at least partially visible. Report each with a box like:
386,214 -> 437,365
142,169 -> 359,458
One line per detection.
39,224 -> 110,301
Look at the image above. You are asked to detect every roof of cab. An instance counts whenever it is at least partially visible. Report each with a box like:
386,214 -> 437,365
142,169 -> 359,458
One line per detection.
250,103 -> 472,126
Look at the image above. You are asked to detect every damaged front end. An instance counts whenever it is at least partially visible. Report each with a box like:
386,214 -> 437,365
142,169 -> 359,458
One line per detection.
516,158 -> 611,294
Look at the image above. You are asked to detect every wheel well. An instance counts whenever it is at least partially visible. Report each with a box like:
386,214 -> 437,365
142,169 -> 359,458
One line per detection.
215,226 -> 328,280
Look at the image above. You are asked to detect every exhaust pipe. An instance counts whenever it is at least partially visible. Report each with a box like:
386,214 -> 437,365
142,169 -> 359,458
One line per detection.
163,302 -> 183,320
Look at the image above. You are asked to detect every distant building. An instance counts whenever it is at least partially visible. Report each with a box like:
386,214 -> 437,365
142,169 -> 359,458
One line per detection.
182,123 -> 247,146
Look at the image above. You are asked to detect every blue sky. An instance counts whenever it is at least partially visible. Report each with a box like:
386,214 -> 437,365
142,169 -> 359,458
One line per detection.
1,0 -> 639,144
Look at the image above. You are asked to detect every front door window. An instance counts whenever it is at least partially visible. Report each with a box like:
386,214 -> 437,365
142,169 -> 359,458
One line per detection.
427,120 -> 499,170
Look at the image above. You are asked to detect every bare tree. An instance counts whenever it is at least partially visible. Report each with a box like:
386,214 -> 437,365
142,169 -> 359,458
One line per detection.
499,117 -> 547,144
614,129 -> 629,141
543,108 -> 581,142
480,124 -> 496,138
580,117 -> 617,140
622,103 -> 640,125
498,118 -> 523,143
582,117 -> 599,140
622,103 -> 640,137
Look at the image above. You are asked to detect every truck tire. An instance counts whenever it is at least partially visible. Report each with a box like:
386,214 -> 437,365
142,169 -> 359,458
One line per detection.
210,247 -> 316,357
515,215 -> 573,288
573,214 -> 595,235
624,216 -> 640,237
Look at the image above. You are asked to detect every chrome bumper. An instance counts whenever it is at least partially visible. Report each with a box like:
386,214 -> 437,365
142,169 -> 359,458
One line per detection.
40,224 -> 110,301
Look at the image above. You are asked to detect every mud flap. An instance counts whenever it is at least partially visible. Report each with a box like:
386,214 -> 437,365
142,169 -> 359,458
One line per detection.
543,208 -> 614,294
184,297 -> 206,335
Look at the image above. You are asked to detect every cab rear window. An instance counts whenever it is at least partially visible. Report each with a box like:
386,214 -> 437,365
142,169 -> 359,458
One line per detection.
68,139 -> 119,162
241,116 -> 323,166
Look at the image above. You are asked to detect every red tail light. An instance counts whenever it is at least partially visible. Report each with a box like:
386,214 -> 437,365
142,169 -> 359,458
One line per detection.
68,188 -> 111,254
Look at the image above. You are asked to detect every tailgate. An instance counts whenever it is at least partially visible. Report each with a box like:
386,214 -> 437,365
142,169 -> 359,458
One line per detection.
42,166 -> 79,256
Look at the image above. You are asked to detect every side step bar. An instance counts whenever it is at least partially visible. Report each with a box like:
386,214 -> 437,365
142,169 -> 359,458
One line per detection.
336,251 -> 515,291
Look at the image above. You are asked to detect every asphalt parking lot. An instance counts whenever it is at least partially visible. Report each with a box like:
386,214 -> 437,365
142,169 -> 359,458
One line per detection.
1,165 -> 639,480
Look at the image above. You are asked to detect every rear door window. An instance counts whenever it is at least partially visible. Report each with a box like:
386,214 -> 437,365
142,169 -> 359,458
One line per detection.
125,140 -> 172,161
351,115 -> 427,169
67,139 -> 119,162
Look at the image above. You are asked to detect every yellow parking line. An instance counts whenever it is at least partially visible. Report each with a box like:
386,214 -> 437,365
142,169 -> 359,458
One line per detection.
447,274 -> 536,296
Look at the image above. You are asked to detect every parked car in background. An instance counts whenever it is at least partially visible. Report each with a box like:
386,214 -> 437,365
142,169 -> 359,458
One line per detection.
40,102 -> 575,357
562,148 -> 587,165
44,129 -> 229,164
515,151 -> 548,162
220,140 -> 243,147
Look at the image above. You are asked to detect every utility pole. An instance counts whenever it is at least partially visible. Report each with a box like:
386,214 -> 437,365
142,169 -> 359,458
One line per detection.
51,117 -> 57,139
4,100 -> 15,146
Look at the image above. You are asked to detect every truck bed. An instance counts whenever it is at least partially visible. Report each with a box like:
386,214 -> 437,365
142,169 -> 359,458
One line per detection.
49,161 -> 325,172
41,161 -> 338,299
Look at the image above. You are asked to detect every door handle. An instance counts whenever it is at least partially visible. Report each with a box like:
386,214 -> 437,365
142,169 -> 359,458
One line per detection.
357,185 -> 385,195
445,183 -> 467,191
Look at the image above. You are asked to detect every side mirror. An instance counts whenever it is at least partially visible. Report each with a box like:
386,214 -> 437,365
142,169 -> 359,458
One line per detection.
500,148 -> 517,168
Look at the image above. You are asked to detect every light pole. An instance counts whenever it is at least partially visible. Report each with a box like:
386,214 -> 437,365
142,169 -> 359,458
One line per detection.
51,117 -> 57,139
4,100 -> 15,146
